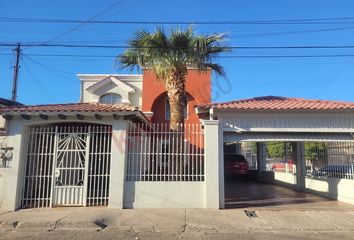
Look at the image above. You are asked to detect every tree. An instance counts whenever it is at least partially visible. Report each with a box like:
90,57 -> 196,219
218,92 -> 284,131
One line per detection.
117,26 -> 230,131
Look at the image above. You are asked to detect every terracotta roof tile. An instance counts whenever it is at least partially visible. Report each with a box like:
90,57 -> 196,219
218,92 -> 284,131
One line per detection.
197,96 -> 354,111
0,102 -> 139,113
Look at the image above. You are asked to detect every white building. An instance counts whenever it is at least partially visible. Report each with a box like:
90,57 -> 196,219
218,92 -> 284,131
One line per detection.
1,77 -> 354,211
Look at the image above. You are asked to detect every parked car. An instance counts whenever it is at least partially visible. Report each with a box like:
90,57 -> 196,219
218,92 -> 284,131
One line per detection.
224,154 -> 249,177
271,159 -> 295,173
314,165 -> 354,179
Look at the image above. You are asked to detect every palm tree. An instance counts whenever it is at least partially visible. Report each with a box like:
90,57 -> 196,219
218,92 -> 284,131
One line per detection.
117,26 -> 230,131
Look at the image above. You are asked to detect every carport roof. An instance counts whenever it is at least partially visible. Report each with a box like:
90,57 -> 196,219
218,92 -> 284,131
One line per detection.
197,96 -> 354,111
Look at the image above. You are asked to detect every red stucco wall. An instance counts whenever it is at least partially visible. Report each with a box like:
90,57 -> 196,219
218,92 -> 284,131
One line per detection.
142,69 -> 211,124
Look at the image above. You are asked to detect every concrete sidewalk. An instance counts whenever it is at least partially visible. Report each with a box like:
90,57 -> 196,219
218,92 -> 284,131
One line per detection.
1,207 -> 354,233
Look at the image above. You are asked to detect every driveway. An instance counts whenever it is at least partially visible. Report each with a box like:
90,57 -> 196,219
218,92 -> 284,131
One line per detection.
225,179 -> 354,210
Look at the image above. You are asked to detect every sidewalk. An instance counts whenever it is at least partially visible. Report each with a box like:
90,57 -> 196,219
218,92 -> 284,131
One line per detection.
1,207 -> 354,233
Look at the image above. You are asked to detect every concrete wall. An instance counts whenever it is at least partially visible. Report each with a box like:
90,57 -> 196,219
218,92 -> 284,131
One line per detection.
123,182 -> 205,208
258,171 -> 297,188
305,177 -> 354,205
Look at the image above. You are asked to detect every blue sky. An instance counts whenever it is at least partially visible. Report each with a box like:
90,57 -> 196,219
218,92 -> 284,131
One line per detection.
1,0 -> 354,105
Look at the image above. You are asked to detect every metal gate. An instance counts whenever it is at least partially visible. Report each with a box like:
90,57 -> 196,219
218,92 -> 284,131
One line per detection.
21,124 -> 112,208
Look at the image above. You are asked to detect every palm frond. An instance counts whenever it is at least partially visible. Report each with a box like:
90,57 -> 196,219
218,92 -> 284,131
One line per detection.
117,25 -> 230,77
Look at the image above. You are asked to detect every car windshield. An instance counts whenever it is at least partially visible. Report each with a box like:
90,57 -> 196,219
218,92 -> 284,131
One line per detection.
225,155 -> 247,163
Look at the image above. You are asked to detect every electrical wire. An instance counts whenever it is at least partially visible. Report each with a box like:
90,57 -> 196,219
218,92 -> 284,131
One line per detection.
21,56 -> 58,99
21,54 -> 78,82
2,53 -> 354,59
31,0 -> 127,47
2,43 -> 354,49
2,16 -> 354,25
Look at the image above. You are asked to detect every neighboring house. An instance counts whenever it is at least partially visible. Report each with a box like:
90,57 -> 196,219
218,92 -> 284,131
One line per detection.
0,98 -> 22,158
2,73 -> 354,211
0,98 -> 21,135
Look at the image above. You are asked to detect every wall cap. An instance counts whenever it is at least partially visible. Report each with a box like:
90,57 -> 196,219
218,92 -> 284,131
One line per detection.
203,120 -> 219,125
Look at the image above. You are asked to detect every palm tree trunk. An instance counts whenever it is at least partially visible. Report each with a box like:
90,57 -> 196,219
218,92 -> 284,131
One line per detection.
166,70 -> 187,131
166,70 -> 186,180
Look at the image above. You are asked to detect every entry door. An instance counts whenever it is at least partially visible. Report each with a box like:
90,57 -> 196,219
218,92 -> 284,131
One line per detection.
52,127 -> 89,206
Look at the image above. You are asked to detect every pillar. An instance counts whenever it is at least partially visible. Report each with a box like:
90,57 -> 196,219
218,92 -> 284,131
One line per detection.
203,120 -> 224,209
108,120 -> 129,208
256,142 -> 267,180
0,119 -> 25,211
293,142 -> 306,190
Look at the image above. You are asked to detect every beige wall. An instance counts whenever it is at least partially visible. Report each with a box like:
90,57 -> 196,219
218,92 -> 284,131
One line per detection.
78,74 -> 143,108
0,117 -> 5,133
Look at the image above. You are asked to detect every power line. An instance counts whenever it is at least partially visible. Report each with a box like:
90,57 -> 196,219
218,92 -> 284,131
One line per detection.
21,54 -> 78,82
2,43 -> 354,49
21,56 -> 57,100
3,53 -> 354,59
2,16 -> 354,25
33,0 -> 126,47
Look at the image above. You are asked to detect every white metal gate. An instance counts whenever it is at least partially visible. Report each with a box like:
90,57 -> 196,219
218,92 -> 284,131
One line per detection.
21,124 -> 112,208
53,127 -> 88,206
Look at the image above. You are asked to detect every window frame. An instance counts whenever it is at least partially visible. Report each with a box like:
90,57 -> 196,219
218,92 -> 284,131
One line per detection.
100,93 -> 122,104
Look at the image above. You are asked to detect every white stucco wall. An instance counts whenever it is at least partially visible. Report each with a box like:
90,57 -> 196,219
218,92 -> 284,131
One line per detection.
305,177 -> 354,205
0,116 -> 129,211
0,117 -> 6,132
274,172 -> 297,185
0,119 -> 25,210
123,182 -> 205,208
258,171 -> 297,188
78,74 -> 143,108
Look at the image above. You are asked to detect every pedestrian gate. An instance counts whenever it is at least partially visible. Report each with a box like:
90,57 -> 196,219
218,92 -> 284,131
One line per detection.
21,124 -> 112,208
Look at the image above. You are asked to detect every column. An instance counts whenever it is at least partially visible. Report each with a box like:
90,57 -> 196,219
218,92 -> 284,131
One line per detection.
0,119 -> 25,211
294,142 -> 306,190
203,120 -> 224,209
256,142 -> 267,180
108,120 -> 129,208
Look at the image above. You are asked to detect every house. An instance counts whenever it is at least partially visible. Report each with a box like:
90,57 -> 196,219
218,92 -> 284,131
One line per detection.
1,72 -> 354,211
0,97 -> 21,135
77,69 -> 211,124
0,98 -> 22,168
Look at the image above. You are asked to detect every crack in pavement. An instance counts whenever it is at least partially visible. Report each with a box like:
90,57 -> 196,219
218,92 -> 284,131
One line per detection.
0,211 -> 11,217
49,211 -> 76,232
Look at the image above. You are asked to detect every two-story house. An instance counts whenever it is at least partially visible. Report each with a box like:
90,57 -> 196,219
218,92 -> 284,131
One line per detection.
77,69 -> 211,124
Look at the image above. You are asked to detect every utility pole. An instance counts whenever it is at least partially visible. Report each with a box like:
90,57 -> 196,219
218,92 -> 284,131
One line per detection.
11,43 -> 21,102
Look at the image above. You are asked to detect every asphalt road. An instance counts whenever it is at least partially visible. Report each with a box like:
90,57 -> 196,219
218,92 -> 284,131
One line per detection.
1,229 -> 354,240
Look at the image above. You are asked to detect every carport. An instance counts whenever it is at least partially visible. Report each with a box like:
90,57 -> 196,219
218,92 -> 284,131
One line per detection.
196,96 -> 354,208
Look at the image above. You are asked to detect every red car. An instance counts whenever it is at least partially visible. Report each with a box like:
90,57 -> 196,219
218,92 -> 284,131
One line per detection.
224,154 -> 249,176
272,159 -> 295,173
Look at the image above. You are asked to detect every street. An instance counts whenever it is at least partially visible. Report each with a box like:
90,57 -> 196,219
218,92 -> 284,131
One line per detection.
1,205 -> 354,239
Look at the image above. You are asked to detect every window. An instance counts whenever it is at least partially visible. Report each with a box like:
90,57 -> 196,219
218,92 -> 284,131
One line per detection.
100,93 -> 122,104
165,98 -> 188,120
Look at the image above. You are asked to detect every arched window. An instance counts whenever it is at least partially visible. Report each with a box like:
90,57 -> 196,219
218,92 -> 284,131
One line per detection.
100,93 -> 122,104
